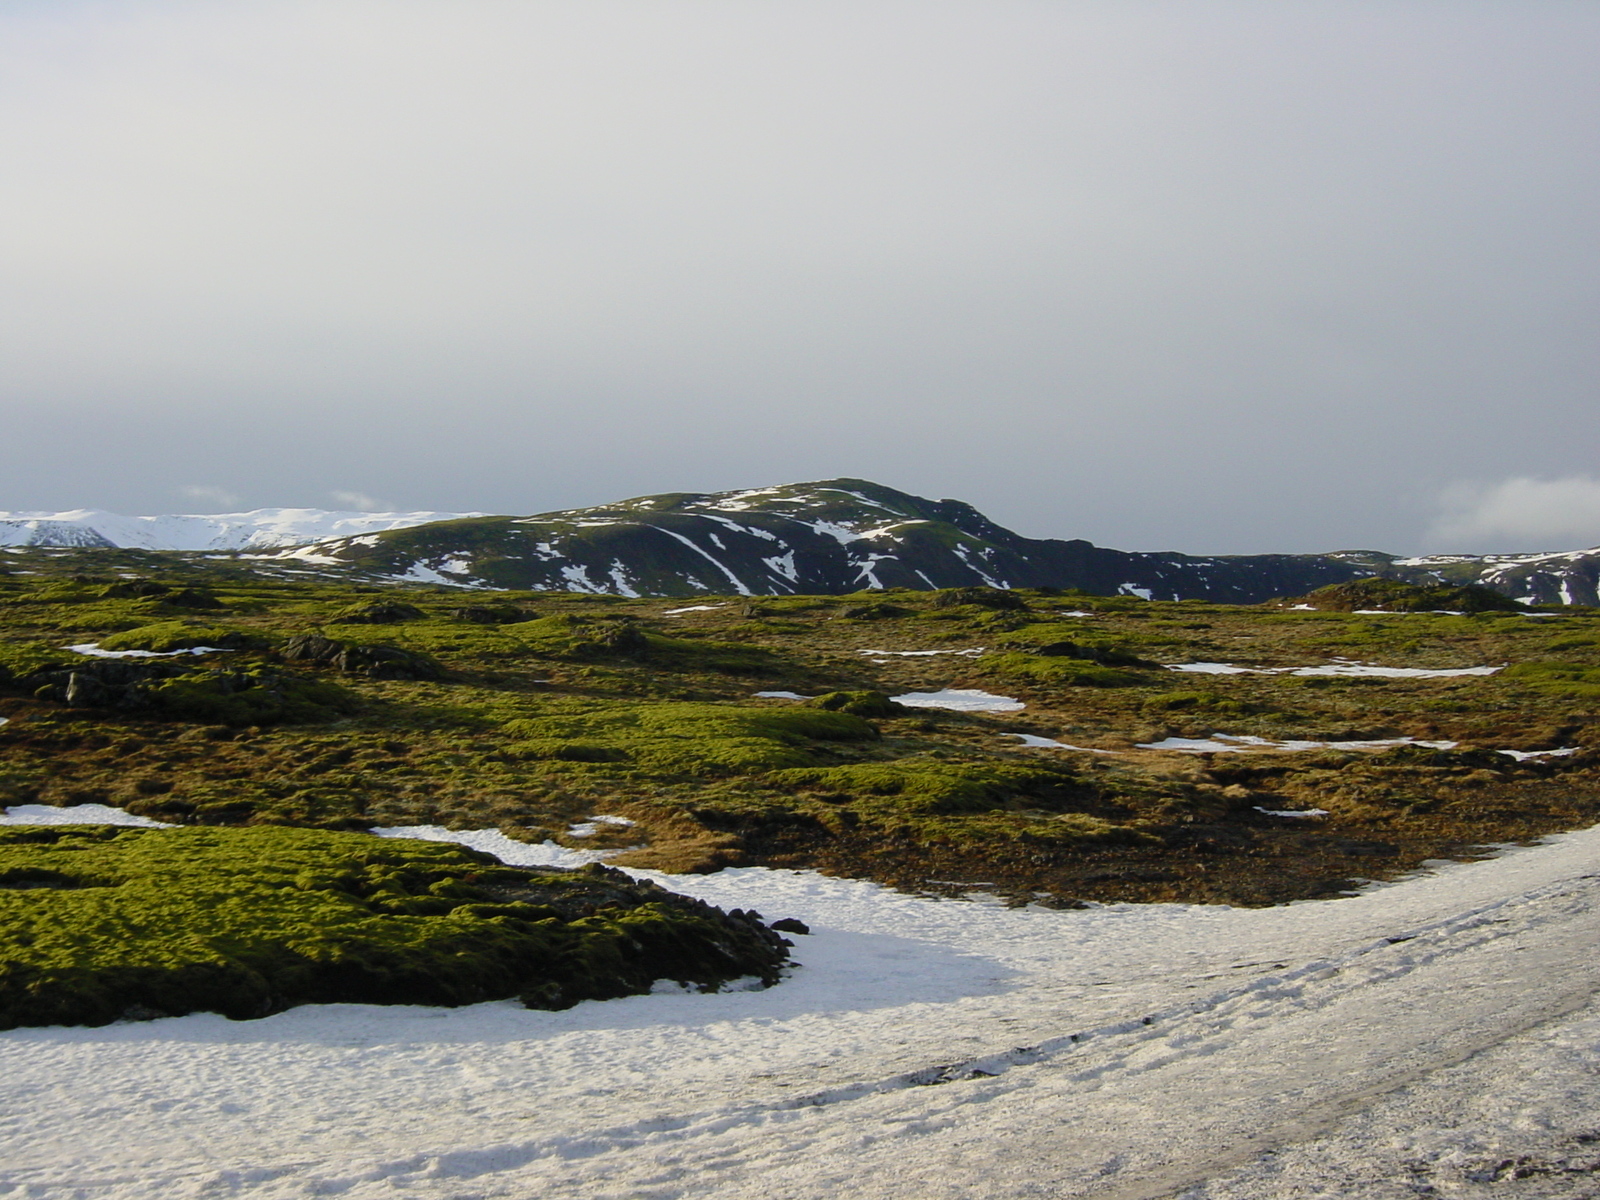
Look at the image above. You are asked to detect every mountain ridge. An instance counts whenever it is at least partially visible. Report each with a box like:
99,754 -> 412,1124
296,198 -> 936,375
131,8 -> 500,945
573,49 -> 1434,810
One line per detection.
7,481 -> 1599,604
256,478 -> 1600,604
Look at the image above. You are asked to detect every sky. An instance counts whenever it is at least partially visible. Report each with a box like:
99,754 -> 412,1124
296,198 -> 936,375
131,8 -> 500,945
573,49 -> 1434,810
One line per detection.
0,1 -> 1596,555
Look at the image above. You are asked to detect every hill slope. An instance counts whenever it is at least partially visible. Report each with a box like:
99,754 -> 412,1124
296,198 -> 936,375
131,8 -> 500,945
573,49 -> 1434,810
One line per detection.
1385,549 -> 1600,606
11,482 -> 1600,603
270,479 -> 1372,603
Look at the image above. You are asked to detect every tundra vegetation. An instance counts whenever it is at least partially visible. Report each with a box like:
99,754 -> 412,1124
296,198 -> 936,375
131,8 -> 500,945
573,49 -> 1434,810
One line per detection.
2,547 -> 1598,1024
0,824 -> 791,1030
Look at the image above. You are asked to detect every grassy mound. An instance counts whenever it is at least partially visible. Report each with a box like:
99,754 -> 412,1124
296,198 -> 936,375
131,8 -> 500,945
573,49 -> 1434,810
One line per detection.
1301,579 -> 1524,613
770,760 -> 1089,817
504,700 -> 879,773
507,614 -> 777,672
98,621 -> 259,652
1503,660 -> 1600,699
982,651 -> 1148,687
0,825 -> 790,1029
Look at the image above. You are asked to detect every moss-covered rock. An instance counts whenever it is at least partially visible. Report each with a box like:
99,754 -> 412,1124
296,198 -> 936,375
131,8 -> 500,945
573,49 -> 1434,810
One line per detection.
282,634 -> 444,680
930,586 -> 1029,612
0,825 -> 791,1029
98,581 -> 222,608
23,659 -> 359,725
809,690 -> 905,717
450,604 -> 533,624
328,600 -> 426,625
507,614 -> 777,673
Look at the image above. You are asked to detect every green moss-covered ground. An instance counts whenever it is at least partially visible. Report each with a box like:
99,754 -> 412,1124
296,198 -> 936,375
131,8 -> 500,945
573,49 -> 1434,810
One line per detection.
2,551 -> 1599,906
0,824 -> 790,1029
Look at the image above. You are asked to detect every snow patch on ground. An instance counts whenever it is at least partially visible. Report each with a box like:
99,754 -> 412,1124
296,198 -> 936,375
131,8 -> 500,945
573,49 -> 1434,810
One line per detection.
370,825 -> 616,867
0,803 -> 174,827
1169,659 -> 1503,678
892,688 -> 1024,712
1004,733 -> 1114,753
1136,734 -> 1460,754
65,643 -> 231,659
856,647 -> 986,658
565,815 -> 636,839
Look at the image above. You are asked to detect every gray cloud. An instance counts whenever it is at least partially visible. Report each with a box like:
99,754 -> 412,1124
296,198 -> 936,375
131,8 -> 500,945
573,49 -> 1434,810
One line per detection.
178,484 -> 242,510
328,490 -> 390,514
1,1 -> 1596,554
1431,476 -> 1600,551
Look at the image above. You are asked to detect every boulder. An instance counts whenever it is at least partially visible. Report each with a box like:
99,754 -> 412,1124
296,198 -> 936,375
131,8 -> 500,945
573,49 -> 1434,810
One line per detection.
930,586 -> 1029,612
281,634 -> 444,680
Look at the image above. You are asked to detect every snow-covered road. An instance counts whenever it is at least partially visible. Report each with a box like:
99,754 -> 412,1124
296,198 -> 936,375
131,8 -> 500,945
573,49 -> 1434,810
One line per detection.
3,826 -> 1599,1198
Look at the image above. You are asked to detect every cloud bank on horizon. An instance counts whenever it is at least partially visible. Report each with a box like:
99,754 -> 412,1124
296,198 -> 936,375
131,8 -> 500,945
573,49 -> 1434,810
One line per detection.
1431,477 -> 1600,553
0,1 -> 1595,556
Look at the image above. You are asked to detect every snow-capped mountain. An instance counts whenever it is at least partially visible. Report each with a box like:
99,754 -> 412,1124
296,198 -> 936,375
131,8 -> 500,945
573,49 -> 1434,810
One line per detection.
11,482 -> 1597,602
0,508 -> 485,552
264,479 -> 1374,601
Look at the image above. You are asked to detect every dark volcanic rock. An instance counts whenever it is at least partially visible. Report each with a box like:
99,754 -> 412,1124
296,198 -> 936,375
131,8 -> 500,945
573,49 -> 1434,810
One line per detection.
450,605 -> 532,624
930,586 -> 1030,611
282,634 -> 444,680
25,658 -> 191,709
809,690 -> 903,718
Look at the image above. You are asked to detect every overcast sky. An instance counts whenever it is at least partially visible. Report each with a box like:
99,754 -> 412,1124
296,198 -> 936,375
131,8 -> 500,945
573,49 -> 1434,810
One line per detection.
1,1 -> 1596,554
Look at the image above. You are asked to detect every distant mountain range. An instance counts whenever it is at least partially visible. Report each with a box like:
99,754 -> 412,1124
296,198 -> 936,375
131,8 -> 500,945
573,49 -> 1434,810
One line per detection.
0,508 -> 482,552
5,481 -> 1597,604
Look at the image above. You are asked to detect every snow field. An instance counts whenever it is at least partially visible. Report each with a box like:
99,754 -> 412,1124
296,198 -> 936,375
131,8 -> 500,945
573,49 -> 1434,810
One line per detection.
2,806 -> 1600,1197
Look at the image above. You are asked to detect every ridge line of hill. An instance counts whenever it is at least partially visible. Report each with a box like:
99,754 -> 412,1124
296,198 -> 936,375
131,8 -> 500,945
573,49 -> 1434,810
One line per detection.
4,479 -> 1597,604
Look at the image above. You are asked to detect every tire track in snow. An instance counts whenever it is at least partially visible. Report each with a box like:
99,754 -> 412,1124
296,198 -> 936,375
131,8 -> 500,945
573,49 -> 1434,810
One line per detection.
8,844 -> 1600,1200
230,873 -> 1600,1198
